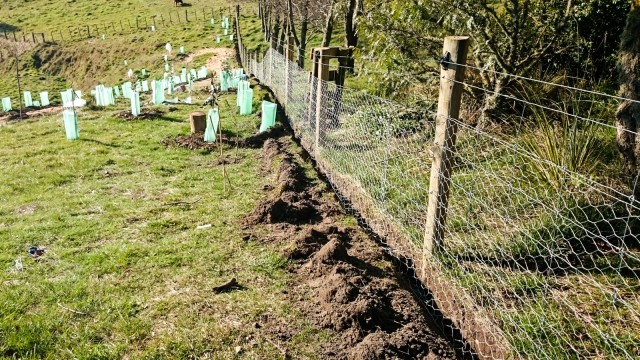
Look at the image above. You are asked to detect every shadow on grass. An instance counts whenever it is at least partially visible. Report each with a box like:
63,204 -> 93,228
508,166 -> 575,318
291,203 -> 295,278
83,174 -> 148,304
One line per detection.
0,22 -> 19,32
80,138 -> 120,148
455,199 -> 640,279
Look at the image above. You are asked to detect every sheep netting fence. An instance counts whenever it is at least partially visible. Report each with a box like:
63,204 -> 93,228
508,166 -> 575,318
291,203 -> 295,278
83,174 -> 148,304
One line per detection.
247,47 -> 640,359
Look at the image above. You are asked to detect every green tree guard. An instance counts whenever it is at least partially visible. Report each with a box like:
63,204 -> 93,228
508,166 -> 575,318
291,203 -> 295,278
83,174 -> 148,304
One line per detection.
23,91 -> 32,107
130,91 -> 141,117
63,110 -> 79,140
204,108 -> 219,142
260,101 -> 277,132
40,92 -> 49,107
240,89 -> 253,116
1,97 -> 11,112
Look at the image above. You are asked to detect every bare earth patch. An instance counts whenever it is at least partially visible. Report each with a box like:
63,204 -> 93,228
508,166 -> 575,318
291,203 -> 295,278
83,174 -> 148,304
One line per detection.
0,106 -> 63,125
182,47 -> 235,89
242,130 -> 458,359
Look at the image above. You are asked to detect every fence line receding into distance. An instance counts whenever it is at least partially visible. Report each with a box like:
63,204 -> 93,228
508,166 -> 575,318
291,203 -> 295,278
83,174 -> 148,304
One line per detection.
235,5 -> 640,360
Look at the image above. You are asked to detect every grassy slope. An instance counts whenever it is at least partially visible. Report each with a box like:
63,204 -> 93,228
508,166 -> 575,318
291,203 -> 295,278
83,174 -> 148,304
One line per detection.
0,0 -> 236,101
0,86 -> 341,359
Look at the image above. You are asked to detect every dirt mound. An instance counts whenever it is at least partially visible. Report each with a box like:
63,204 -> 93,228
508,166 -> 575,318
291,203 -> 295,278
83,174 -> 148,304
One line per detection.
243,140 -> 336,227
115,108 -> 165,120
243,125 -> 289,149
243,133 -> 457,359
284,224 -> 351,260
162,132 -> 218,151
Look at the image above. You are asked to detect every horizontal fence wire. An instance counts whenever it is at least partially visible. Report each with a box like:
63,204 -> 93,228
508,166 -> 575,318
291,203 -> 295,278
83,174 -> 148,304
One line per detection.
238,21 -> 640,359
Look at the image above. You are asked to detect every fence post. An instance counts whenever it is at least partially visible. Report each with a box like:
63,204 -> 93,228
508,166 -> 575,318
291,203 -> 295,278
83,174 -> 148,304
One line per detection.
314,48 -> 331,151
86,26 -> 90,38
185,9 -> 189,22
423,36 -> 469,257
284,34 -> 294,107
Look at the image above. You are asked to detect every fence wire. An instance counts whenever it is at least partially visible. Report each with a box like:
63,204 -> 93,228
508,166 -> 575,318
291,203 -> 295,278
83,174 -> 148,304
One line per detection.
245,46 -> 640,359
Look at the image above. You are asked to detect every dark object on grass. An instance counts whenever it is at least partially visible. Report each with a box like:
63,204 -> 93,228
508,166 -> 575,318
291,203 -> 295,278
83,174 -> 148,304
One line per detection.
28,247 -> 45,258
212,278 -> 240,293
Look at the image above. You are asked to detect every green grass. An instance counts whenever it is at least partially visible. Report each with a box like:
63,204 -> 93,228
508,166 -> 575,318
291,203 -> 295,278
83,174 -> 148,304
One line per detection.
0,0 -> 237,100
0,87 -> 339,359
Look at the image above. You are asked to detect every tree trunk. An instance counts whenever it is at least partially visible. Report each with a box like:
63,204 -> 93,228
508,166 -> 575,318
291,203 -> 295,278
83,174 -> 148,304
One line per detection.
616,0 -> 640,186
273,14 -> 282,49
344,0 -> 360,71
298,17 -> 308,68
477,76 -> 505,128
264,6 -> 272,41
321,0 -> 336,47
278,21 -> 287,53
259,1 -> 266,34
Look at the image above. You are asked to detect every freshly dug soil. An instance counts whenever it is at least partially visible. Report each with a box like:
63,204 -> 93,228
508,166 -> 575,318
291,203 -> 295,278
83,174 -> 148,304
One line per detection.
115,108 -> 165,120
243,130 -> 458,359
162,132 -> 220,151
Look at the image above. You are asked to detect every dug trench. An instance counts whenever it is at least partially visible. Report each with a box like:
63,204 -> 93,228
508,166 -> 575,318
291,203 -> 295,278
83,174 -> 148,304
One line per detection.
241,126 -> 459,359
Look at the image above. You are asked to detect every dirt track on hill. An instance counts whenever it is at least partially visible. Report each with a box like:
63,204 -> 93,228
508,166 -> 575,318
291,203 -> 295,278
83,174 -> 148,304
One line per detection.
242,127 -> 458,359
183,47 -> 234,81
0,106 -> 62,124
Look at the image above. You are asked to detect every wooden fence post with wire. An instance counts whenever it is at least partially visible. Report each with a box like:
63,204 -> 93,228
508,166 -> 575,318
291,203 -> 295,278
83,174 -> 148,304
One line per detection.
423,36 -> 469,257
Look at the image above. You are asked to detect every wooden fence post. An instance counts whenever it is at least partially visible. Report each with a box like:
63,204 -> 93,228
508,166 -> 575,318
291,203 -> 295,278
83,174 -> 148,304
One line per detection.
284,34 -> 294,106
314,48 -> 331,151
423,36 -> 469,257
86,25 -> 90,38
185,9 -> 189,22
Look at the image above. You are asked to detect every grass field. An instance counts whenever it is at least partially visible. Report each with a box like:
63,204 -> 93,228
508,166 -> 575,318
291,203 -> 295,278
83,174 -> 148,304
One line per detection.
0,0 -> 238,101
0,85 -> 344,358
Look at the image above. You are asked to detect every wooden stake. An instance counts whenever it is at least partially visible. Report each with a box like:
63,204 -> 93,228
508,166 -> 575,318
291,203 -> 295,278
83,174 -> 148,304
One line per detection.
423,36 -> 469,257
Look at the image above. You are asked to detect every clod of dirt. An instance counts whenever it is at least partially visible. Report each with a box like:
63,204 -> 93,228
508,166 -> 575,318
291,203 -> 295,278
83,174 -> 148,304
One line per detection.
212,278 -> 241,293
284,224 -> 350,260
115,108 -> 165,120
244,194 -> 322,226
306,238 -> 350,265
162,133 -> 218,151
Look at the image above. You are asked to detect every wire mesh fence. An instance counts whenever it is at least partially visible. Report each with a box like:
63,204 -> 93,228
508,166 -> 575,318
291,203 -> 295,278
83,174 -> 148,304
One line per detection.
239,26 -> 640,360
